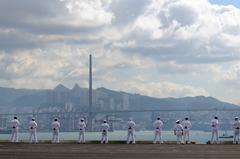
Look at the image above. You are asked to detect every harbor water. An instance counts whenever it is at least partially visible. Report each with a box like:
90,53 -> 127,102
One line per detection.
0,130 -> 234,144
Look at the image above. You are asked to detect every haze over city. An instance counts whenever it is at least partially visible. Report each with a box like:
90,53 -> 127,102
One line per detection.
1,0 -> 240,105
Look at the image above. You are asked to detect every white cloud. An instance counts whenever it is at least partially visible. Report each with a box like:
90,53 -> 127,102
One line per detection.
212,62 -> 240,83
0,47 -> 90,89
119,76 -> 209,98
0,45 -> 155,89
112,0 -> 240,65
2,0 -> 240,103
60,0 -> 114,27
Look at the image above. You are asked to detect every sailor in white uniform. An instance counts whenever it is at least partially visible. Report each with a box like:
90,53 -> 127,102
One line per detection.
10,116 -> 20,143
29,117 -> 38,143
101,120 -> 109,144
78,118 -> 86,143
233,117 -> 240,144
174,120 -> 184,144
51,118 -> 60,143
126,118 -> 136,144
211,116 -> 219,144
153,116 -> 163,144
182,117 -> 192,144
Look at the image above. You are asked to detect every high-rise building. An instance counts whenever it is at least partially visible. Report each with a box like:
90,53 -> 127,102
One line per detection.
122,94 -> 130,110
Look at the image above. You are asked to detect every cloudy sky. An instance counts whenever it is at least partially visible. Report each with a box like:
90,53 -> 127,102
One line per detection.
1,0 -> 240,104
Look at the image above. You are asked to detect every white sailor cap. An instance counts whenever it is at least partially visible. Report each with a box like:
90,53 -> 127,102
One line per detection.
176,120 -> 180,123
32,117 -> 35,120
103,119 -> 107,122
129,117 -> 133,121
235,117 -> 239,120
81,118 -> 84,121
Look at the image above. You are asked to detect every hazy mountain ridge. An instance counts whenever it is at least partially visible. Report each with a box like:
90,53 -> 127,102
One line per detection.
0,84 -> 239,113
97,87 -> 240,110
0,86 -> 48,107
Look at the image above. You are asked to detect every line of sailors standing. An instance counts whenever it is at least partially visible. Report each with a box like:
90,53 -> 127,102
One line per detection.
9,116 -> 240,144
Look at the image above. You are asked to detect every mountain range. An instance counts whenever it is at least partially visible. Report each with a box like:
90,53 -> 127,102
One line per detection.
0,84 -> 239,114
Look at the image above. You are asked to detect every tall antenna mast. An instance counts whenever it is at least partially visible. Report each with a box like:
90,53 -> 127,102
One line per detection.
88,54 -> 93,131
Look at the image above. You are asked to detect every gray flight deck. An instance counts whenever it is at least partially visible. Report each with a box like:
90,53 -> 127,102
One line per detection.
0,142 -> 240,159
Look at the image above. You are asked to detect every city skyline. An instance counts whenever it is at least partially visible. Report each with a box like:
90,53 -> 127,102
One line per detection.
1,0 -> 240,105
